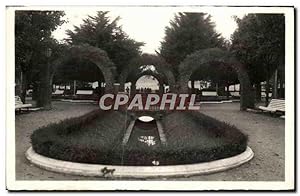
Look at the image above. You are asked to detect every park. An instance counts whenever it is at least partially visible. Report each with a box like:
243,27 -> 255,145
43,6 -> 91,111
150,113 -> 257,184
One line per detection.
14,10 -> 285,181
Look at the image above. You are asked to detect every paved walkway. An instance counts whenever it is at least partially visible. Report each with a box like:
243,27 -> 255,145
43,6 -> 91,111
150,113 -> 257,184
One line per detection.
15,102 -> 284,181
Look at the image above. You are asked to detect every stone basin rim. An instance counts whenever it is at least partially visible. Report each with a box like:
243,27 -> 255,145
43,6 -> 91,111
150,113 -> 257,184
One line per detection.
25,146 -> 254,178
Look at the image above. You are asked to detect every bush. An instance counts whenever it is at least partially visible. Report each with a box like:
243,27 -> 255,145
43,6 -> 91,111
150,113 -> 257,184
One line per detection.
31,110 -> 130,164
31,110 -> 248,166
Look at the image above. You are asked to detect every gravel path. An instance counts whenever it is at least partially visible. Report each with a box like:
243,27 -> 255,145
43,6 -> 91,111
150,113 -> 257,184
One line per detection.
15,101 -> 100,180
175,103 -> 285,181
15,102 -> 284,181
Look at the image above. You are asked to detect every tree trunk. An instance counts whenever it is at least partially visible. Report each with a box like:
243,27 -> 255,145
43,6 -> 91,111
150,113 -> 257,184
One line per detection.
131,83 -> 136,96
217,83 -> 226,96
265,65 -> 270,106
255,82 -> 261,102
226,83 -> 230,99
74,80 -> 77,95
37,64 -> 52,109
191,80 -> 195,93
279,76 -> 284,98
281,68 -> 285,98
20,72 -> 27,103
32,82 -> 38,101
159,84 -> 164,95
236,63 -> 255,110
272,68 -> 278,99
119,82 -> 125,92
265,79 -> 270,106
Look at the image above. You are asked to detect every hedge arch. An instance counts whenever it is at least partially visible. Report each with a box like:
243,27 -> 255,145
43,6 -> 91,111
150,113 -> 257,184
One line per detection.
52,44 -> 116,93
130,69 -> 165,94
178,48 -> 254,110
118,54 -> 176,92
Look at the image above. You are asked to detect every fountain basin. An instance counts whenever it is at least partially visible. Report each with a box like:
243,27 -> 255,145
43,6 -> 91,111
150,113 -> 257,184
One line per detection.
26,146 -> 254,178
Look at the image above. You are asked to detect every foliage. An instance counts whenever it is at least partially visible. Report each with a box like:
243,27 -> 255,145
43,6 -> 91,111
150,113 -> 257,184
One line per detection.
54,60 -> 104,83
53,44 -> 116,83
159,12 -> 225,74
178,48 -> 255,109
125,53 -> 169,82
231,14 -> 285,84
31,110 -> 247,165
178,48 -> 237,83
66,11 -> 144,75
190,61 -> 238,85
15,10 -> 66,78
31,110 -> 129,164
15,11 -> 66,104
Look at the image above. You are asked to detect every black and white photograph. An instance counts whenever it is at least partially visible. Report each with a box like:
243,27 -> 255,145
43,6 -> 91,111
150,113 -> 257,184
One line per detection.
5,5 -> 295,191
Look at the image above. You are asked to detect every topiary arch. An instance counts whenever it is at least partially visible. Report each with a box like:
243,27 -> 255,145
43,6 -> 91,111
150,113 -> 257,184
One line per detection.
52,44 -> 116,93
118,54 -> 176,92
178,48 -> 254,110
130,69 -> 165,94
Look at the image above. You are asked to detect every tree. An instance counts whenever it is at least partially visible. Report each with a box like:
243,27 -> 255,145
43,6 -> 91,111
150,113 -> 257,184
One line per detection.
15,11 -> 66,107
159,12 -> 225,76
231,14 -> 285,103
66,11 -> 144,76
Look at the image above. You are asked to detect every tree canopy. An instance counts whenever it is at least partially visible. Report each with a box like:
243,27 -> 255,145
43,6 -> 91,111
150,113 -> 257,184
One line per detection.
231,14 -> 285,84
15,11 -> 65,73
159,12 -> 225,73
66,11 -> 144,75
15,11 -> 66,103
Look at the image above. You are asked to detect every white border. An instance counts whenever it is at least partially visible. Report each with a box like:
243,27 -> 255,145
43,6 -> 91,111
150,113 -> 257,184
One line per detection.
5,6 -> 295,191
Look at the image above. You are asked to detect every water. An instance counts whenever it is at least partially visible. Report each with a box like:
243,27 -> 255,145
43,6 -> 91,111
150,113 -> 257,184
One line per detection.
138,116 -> 154,122
138,135 -> 156,146
123,119 -> 161,165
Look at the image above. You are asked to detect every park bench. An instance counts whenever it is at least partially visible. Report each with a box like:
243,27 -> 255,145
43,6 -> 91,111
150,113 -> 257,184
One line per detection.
261,92 -> 272,98
15,96 -> 32,112
76,90 -> 93,95
202,91 -> 218,96
52,89 -> 64,95
75,90 -> 97,100
199,91 -> 219,102
258,99 -> 285,113
52,89 -> 64,98
230,91 -> 240,98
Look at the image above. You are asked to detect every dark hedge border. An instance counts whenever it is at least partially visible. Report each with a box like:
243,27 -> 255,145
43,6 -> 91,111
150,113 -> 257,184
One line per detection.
31,110 -> 248,166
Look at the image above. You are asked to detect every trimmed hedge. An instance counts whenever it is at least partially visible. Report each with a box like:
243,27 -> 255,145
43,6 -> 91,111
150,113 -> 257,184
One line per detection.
116,111 -> 248,165
31,110 -> 130,164
31,110 -> 248,166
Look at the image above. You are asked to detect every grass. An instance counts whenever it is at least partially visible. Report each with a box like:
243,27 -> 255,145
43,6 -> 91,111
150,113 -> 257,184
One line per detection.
160,111 -> 248,164
31,110 -> 248,166
31,110 -> 130,164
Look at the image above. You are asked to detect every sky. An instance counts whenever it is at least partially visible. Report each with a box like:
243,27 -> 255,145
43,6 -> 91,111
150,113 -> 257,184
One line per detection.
136,75 -> 159,90
52,8 -> 248,54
